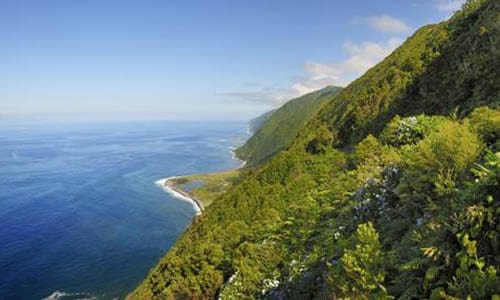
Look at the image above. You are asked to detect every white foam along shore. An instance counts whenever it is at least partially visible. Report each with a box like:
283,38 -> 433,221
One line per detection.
155,140 -> 248,215
230,148 -> 247,168
42,290 -> 95,300
155,177 -> 202,215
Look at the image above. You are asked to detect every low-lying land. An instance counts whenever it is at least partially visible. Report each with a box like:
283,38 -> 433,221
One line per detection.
168,170 -> 240,208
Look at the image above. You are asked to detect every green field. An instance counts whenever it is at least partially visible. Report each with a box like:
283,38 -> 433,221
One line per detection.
170,170 -> 241,207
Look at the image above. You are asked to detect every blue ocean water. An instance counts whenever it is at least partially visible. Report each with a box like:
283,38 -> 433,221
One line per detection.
0,120 -> 247,300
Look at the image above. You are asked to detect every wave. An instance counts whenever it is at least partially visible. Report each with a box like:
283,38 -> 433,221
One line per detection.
246,126 -> 253,136
228,148 -> 246,168
41,290 -> 96,300
155,177 -> 202,215
155,139 -> 246,215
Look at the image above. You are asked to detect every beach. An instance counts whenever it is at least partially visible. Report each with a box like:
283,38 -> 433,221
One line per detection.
155,177 -> 204,215
155,150 -> 246,214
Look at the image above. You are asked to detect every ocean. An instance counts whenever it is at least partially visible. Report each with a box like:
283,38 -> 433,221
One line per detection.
0,120 -> 247,300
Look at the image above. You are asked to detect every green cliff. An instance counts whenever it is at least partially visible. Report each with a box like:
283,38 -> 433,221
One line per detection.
236,86 -> 342,166
130,0 -> 499,298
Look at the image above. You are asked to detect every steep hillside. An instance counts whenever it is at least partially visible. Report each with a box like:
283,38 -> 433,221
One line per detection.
299,0 -> 499,148
236,86 -> 342,166
130,1 -> 499,298
248,110 -> 276,135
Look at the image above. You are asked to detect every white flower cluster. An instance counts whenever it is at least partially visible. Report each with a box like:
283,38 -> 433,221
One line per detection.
354,166 -> 401,221
218,272 -> 244,300
391,116 -> 423,146
333,225 -> 345,240
261,278 -> 280,295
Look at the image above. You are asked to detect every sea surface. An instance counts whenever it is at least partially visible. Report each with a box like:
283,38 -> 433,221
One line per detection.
0,120 -> 248,300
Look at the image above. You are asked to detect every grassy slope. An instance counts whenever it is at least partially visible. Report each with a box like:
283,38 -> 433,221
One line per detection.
235,86 -> 342,166
130,1 -> 499,298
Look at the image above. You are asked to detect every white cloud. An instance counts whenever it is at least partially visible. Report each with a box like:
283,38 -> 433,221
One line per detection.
365,15 -> 411,34
432,0 -> 466,13
218,15 -> 413,108
290,38 -> 403,95
216,86 -> 294,105
217,38 -> 403,106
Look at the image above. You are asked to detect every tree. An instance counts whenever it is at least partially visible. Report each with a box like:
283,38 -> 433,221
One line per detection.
329,222 -> 389,298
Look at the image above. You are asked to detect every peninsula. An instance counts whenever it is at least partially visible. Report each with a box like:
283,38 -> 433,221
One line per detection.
156,169 -> 241,214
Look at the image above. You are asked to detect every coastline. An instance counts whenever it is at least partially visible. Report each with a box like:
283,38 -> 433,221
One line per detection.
230,147 -> 247,168
155,149 -> 246,215
155,177 -> 203,215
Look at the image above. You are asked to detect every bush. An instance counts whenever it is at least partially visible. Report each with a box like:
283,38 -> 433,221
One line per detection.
467,106 -> 500,145
415,120 -> 481,173
353,135 -> 401,181
353,166 -> 401,222
329,222 -> 388,298
379,115 -> 445,147
404,120 -> 482,193
306,125 -> 334,154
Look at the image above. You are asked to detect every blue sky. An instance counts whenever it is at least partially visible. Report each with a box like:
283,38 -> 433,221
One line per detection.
1,0 -> 465,120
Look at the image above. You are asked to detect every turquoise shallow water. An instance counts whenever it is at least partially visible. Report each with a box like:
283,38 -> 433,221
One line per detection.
0,120 -> 247,299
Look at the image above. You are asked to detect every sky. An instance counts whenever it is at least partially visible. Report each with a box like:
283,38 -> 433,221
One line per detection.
0,0 -> 466,121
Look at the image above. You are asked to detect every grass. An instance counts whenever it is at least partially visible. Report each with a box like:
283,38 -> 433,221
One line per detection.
170,170 -> 240,207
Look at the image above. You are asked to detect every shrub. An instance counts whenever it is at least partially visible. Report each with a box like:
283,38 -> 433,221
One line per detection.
329,222 -> 389,298
353,166 -> 401,222
306,125 -> 334,154
379,115 -> 445,147
353,135 -> 401,181
404,120 -> 482,194
467,106 -> 500,145
414,120 -> 482,173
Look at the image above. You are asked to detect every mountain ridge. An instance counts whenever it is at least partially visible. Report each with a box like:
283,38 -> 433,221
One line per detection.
236,85 -> 342,166
248,110 -> 276,135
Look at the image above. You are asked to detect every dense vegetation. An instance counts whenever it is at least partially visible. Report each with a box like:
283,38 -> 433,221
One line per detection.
235,86 -> 342,166
130,1 -> 499,298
